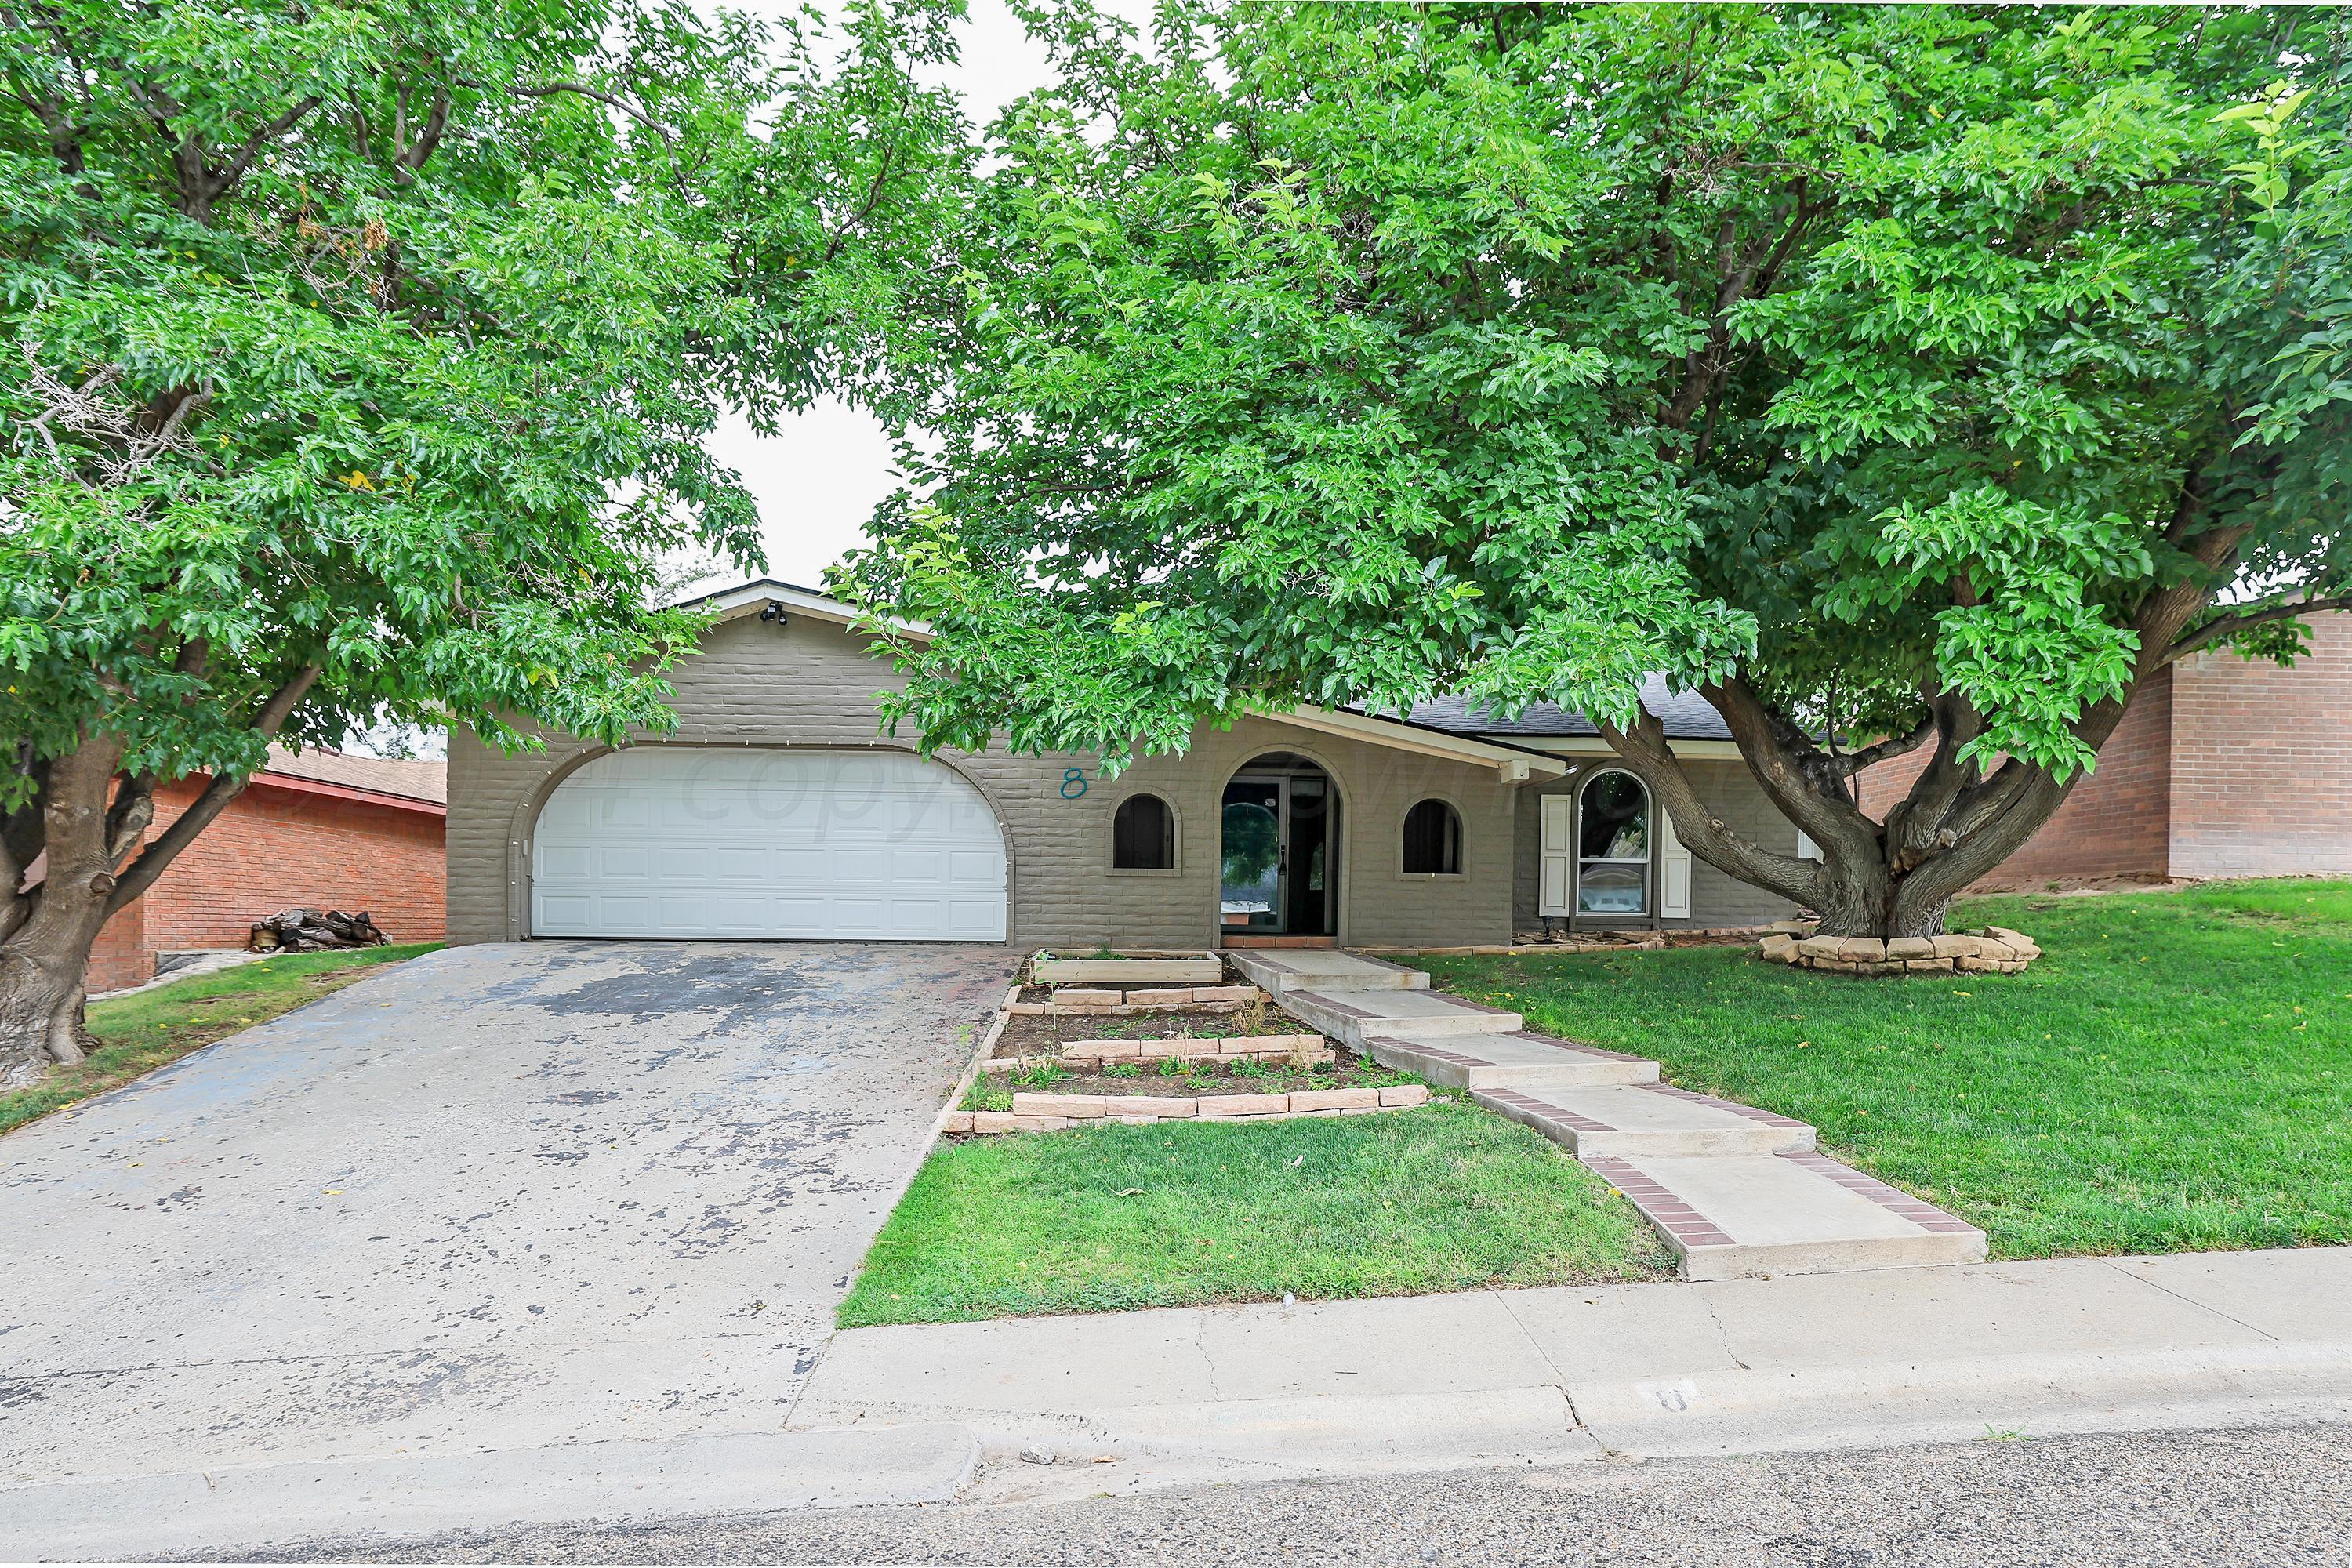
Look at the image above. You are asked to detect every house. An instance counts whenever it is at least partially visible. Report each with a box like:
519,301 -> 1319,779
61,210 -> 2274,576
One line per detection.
445,580 -> 1805,951
89,747 -> 448,993
1857,612 -> 2352,887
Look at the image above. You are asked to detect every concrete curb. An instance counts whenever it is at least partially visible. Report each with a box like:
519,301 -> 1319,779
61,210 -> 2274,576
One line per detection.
0,1423 -> 982,1560
1566,1341 -> 2352,1458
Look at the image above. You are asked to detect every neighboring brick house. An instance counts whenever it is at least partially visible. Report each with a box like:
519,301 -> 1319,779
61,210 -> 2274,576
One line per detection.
1857,612 -> 2352,888
87,748 -> 447,994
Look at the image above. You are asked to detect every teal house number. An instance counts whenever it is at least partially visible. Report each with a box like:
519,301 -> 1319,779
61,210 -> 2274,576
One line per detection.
1060,768 -> 1089,800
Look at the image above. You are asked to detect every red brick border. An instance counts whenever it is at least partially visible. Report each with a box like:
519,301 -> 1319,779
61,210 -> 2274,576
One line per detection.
1641,1081 -> 1809,1130
1504,1029 -> 1651,1065
1777,1150 -> 1978,1233
1581,1156 -> 1735,1250
1290,989 -> 1377,1020
1480,1087 -> 1613,1134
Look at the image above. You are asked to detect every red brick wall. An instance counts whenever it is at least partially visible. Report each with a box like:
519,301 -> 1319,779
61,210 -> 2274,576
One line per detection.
88,776 -> 445,992
2166,612 -> 2352,879
1855,673 -> 2174,889
85,892 -> 149,995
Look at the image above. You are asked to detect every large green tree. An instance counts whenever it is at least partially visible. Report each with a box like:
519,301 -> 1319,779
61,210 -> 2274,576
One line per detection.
838,2 -> 2350,941
0,0 -> 961,1082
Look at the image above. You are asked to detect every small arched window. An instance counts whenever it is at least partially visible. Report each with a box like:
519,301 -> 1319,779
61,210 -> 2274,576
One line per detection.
1112,793 -> 1176,870
1401,798 -> 1462,875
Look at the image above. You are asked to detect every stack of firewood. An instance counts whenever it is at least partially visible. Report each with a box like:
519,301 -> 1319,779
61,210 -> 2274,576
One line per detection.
248,908 -> 390,952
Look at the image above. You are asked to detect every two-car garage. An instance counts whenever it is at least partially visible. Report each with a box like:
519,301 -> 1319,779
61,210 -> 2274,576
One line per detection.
529,747 -> 1009,942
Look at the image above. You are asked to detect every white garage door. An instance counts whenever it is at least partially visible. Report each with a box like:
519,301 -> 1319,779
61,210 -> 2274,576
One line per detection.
532,748 -> 1007,941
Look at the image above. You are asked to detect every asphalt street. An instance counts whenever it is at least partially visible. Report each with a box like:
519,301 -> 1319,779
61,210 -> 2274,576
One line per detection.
241,1419 -> 2350,1566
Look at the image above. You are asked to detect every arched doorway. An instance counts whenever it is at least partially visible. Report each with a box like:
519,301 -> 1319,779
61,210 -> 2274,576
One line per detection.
531,747 -> 1008,940
1220,751 -> 1338,937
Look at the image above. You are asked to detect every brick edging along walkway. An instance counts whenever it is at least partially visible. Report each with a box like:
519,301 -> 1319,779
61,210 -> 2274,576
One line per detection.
947,1083 -> 1430,1136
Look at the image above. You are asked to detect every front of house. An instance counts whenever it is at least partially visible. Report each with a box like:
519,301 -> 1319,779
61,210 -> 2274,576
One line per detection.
444,581 -> 1803,950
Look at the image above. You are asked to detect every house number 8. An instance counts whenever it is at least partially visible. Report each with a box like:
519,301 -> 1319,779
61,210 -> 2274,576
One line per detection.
1060,768 -> 1089,800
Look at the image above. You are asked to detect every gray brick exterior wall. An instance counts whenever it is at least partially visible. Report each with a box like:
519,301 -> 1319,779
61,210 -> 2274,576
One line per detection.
447,612 -> 1542,949
1510,759 -> 1803,930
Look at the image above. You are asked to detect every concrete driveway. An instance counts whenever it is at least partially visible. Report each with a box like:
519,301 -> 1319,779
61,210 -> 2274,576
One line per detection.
0,941 -> 1017,1494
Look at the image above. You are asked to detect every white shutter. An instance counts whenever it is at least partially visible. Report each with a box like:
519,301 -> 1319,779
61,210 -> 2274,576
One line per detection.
1659,808 -> 1693,920
1539,794 -> 1573,916
1796,829 -> 1824,862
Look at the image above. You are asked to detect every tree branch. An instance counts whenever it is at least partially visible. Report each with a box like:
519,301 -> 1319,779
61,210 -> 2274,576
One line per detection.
1661,184 -> 1820,432
394,85 -> 452,181
480,79 -> 665,130
104,664 -> 322,916
822,143 -> 901,265
1828,713 -> 1936,779
205,94 -> 324,206
1700,673 -> 1881,855
1597,706 -> 1823,906
2163,595 -> 2352,666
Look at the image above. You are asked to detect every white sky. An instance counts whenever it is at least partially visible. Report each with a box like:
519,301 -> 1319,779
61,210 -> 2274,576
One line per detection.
706,0 -> 1066,590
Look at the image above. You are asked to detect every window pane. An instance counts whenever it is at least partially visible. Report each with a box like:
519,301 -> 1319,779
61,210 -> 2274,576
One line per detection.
1577,861 -> 1646,915
1113,794 -> 1174,869
1402,799 -> 1461,874
1579,772 -> 1649,859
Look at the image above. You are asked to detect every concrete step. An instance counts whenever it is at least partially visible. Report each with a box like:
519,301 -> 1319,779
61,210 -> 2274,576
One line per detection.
1282,986 -> 1519,1050
1228,949 -> 1428,999
1584,1151 -> 1987,1281
1475,1083 -> 1814,1159
1366,1029 -> 1659,1090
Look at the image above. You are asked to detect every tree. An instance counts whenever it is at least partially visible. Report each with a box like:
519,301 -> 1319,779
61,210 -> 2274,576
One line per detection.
837,1 -> 2351,941
0,0 -> 963,1083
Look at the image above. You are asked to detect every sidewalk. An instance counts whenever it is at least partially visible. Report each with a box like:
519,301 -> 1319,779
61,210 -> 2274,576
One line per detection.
789,1246 -> 2352,1501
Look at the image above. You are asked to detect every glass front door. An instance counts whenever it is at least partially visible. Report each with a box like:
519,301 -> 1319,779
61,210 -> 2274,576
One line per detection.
1220,778 -> 1286,931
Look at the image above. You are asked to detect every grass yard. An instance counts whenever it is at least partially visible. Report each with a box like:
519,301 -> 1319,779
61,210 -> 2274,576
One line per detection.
0,943 -> 440,1137
840,1099 -> 1671,1327
1417,880 -> 2352,1261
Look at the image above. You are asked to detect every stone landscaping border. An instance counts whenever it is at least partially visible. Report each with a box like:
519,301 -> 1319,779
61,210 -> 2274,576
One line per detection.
981,1033 -> 1333,1073
946,1083 -> 1429,1135
1004,982 -> 1267,1017
1031,949 -> 1224,985
1756,920 -> 2042,976
1380,927 -> 1773,956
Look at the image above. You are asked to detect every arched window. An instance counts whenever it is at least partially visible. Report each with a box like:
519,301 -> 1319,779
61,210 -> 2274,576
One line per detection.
1401,798 -> 1462,875
1112,793 -> 1176,870
1577,771 -> 1650,915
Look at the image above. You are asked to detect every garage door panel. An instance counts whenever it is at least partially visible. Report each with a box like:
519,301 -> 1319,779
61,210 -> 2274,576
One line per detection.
890,848 -> 948,882
533,748 -> 1007,941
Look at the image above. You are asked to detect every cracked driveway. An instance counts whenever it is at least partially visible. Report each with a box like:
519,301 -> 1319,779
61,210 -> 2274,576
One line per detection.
0,941 -> 1017,1486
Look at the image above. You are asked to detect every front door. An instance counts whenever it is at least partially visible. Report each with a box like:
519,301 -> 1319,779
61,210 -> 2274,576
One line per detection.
1219,770 -> 1337,936
1220,776 -> 1287,932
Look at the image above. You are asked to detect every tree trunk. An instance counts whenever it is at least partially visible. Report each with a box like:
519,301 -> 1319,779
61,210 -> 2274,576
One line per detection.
0,736 -> 125,1087
1602,676 -> 2113,944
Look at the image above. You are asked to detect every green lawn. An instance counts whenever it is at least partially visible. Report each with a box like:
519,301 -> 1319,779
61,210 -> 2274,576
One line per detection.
840,1099 -> 1671,1327
1415,880 -> 2352,1261
0,943 -> 441,1136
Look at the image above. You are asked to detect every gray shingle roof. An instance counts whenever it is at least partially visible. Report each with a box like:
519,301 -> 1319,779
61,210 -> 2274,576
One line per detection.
1403,677 -> 1733,741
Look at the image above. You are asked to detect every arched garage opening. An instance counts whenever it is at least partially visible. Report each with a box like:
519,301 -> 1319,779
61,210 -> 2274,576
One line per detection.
530,747 -> 1008,941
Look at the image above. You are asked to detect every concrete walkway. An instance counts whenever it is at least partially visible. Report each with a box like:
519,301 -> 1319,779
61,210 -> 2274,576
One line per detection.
788,1246 -> 2352,1504
1233,948 -> 1984,1278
